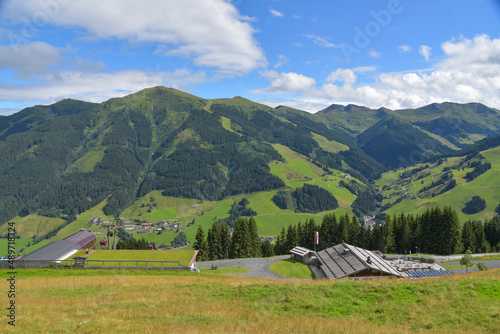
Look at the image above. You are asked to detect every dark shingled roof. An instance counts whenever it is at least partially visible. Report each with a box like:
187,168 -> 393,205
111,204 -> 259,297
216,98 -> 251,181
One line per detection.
21,240 -> 80,261
316,243 -> 404,279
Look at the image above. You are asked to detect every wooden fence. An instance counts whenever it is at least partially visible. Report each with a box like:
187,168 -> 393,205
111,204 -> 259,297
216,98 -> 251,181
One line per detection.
0,259 -> 195,271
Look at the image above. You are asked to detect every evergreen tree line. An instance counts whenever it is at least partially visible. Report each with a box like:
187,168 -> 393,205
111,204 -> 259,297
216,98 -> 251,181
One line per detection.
465,161 -> 491,182
219,198 -> 257,228
271,207 -> 500,256
194,217 -> 266,261
116,237 -> 153,250
271,184 -> 339,213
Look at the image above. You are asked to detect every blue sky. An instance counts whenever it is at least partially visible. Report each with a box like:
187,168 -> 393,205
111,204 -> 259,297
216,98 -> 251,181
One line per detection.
1,0 -> 500,115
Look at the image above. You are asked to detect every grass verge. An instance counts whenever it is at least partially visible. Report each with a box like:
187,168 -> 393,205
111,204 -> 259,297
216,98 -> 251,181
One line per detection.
269,258 -> 316,279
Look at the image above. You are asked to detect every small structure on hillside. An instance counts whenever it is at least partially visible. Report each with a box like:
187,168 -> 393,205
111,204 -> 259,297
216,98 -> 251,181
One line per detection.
290,246 -> 317,265
21,230 -> 96,262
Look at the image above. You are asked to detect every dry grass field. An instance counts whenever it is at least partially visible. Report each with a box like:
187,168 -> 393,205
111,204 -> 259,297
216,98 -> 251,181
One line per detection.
2,268 -> 499,333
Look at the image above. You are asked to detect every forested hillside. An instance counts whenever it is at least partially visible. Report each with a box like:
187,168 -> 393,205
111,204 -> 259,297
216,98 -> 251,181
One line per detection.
0,87 -> 381,226
2,86 -> 500,242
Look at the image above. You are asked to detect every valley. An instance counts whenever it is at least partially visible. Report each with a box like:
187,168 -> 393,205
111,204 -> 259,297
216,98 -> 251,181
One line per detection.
1,87 -> 500,255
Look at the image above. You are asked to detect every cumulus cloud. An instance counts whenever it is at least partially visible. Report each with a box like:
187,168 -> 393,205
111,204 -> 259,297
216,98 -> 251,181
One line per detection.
257,35 -> 500,111
2,0 -> 266,75
256,70 -> 316,93
0,69 -> 208,107
0,42 -> 62,79
419,45 -> 432,61
270,8 -> 284,17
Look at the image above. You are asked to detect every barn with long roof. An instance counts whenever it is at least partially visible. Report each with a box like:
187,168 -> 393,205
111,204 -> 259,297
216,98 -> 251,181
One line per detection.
21,230 -> 96,261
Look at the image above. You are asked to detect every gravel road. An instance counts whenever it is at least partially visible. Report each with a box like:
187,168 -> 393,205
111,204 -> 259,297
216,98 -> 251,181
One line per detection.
197,255 -> 290,279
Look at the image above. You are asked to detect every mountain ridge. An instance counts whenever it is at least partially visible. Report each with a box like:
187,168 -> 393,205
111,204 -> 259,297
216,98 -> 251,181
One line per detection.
2,86 -> 500,229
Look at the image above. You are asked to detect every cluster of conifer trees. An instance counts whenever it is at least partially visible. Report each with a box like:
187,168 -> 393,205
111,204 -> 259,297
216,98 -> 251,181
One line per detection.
194,217 -> 265,261
274,207 -> 500,255
116,237 -> 152,250
194,207 -> 500,261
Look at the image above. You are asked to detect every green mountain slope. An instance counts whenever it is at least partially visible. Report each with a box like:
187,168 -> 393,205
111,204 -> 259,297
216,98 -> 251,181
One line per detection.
0,87 -> 380,228
0,99 -> 97,140
377,146 -> 500,222
358,116 -> 453,169
318,102 -> 500,166
3,86 -> 500,250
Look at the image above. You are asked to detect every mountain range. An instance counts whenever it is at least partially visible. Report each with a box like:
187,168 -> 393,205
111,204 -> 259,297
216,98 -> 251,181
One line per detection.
1,86 -> 500,231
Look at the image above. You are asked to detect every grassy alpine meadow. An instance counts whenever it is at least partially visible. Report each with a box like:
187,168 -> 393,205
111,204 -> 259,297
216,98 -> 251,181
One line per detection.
378,146 -> 500,223
2,268 -> 499,333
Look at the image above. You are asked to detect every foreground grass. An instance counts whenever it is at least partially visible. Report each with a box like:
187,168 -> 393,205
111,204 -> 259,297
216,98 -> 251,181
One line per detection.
269,258 -> 316,279
4,268 -> 498,333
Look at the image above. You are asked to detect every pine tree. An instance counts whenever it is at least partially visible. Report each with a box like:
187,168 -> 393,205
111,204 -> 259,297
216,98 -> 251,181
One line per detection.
229,217 -> 250,258
285,224 -> 298,251
275,227 -> 286,255
220,221 -> 231,259
194,225 -> 208,261
462,220 -> 476,253
409,214 -> 420,254
349,215 -> 359,246
440,206 -> 461,255
296,222 -> 304,247
261,239 -> 274,257
208,221 -> 222,260
357,219 -> 370,249
484,216 -> 500,251
303,218 -> 317,249
248,217 -> 262,257
382,214 -> 395,253
320,214 -> 336,249
338,214 -> 349,244
395,213 -> 411,254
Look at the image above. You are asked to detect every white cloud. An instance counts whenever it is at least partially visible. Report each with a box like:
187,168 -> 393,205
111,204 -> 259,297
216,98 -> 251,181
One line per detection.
257,35 -> 500,111
368,49 -> 381,58
256,70 -> 316,93
0,69 -> 208,107
3,0 -> 266,75
292,14 -> 301,20
270,8 -> 284,17
398,45 -> 412,53
274,55 -> 289,69
257,97 -> 336,113
419,45 -> 432,61
303,34 -> 337,48
0,42 -> 62,78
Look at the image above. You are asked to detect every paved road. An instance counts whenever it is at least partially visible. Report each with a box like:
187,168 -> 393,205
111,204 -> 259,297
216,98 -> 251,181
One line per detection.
440,259 -> 500,274
197,255 -> 290,279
